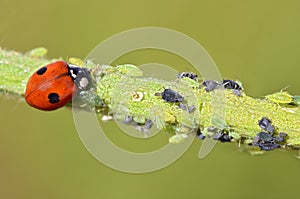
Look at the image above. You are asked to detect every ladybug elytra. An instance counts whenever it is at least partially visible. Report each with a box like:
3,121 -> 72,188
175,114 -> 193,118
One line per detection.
25,61 -> 81,111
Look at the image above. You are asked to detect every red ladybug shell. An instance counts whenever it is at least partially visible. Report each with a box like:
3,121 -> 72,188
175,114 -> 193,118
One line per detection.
25,61 -> 76,111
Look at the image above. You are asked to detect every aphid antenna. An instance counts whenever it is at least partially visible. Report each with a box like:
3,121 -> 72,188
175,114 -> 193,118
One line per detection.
280,85 -> 291,92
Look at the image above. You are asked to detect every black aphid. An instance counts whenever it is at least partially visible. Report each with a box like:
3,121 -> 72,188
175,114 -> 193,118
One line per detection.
188,105 -> 196,113
197,134 -> 205,140
258,143 -> 280,151
202,80 -> 219,92
145,119 -> 153,129
233,89 -> 242,96
252,135 -> 260,146
258,117 -> 275,133
220,134 -> 231,142
213,131 -> 231,142
274,136 -> 284,142
274,132 -> 287,142
278,132 -> 287,138
196,129 -> 205,140
178,102 -> 188,110
123,115 -> 133,124
162,89 -> 184,103
221,80 -> 242,91
177,72 -> 198,80
213,131 -> 224,140
257,132 -> 273,142
178,103 -> 196,113
207,126 -> 219,133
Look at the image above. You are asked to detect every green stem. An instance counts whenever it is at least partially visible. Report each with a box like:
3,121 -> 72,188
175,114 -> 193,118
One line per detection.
1,47 -> 300,150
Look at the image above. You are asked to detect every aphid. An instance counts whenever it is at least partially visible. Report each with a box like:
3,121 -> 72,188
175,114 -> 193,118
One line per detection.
131,91 -> 144,102
220,134 -> 231,142
258,117 -> 275,133
232,89 -> 242,96
197,134 -> 205,140
256,132 -> 273,142
27,47 -> 48,58
123,115 -> 133,124
68,57 -> 84,66
161,88 -> 184,103
196,129 -> 205,140
275,132 -> 287,142
178,102 -> 188,110
179,77 -> 199,88
188,105 -> 196,113
265,91 -> 293,104
213,131 -> 224,140
116,64 -> 143,77
221,80 -> 242,90
228,131 -> 241,140
278,132 -> 288,138
258,143 -> 280,151
202,80 -> 219,92
169,134 -> 188,143
213,131 -> 231,142
177,72 -> 198,80
252,136 -> 260,146
207,126 -> 219,133
145,119 -> 153,129
178,103 -> 196,113
292,96 -> 300,105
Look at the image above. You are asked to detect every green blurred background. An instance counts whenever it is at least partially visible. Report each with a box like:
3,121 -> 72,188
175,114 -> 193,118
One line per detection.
1,0 -> 300,198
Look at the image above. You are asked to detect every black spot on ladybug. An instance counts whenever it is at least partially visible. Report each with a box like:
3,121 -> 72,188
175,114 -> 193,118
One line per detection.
162,89 -> 184,103
48,93 -> 60,104
36,67 -> 47,75
221,80 -> 242,90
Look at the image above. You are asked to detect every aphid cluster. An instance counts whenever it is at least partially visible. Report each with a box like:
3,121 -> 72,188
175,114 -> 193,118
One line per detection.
122,115 -> 154,134
177,72 -> 198,81
202,79 -> 242,95
196,126 -> 231,142
252,117 -> 288,151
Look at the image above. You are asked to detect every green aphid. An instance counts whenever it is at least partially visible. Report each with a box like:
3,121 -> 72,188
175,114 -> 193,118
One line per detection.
169,133 -> 188,143
211,116 -> 227,130
175,125 -> 194,134
201,127 -> 214,137
116,64 -> 143,77
292,96 -> 300,105
27,47 -> 48,58
180,77 -> 199,88
177,114 -> 198,129
229,131 -> 241,140
132,116 -> 146,124
69,57 -> 84,66
265,91 -> 293,104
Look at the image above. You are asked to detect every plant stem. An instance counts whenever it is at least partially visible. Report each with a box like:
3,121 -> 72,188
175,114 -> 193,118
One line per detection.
1,47 -> 300,149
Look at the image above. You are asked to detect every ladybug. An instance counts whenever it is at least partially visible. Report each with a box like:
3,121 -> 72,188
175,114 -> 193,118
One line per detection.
25,61 -> 86,111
